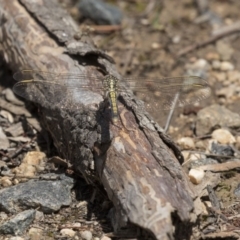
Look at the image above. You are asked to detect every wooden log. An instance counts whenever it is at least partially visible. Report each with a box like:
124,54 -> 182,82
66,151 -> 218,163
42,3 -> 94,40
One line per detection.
0,0 -> 195,239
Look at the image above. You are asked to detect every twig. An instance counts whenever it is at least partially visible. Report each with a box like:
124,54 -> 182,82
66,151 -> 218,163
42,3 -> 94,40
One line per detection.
88,25 -> 122,33
207,185 -> 221,210
178,21 -> 240,56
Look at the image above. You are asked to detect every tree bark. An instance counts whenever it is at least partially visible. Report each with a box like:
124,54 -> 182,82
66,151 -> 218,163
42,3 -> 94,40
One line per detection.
0,0 -> 195,239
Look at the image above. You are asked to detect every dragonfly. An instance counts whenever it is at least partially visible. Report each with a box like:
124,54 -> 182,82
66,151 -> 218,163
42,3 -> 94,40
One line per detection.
13,70 -> 211,123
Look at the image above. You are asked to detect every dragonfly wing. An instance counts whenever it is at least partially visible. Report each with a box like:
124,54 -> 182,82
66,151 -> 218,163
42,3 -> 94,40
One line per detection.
13,70 -> 105,90
13,80 -> 70,107
14,79 -> 105,109
120,76 -> 211,110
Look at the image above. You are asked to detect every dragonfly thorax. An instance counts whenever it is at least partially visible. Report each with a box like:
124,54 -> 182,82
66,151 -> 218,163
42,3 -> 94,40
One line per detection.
103,75 -> 118,93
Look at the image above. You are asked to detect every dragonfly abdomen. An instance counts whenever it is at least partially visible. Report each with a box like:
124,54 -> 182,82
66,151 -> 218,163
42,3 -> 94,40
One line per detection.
108,90 -> 118,123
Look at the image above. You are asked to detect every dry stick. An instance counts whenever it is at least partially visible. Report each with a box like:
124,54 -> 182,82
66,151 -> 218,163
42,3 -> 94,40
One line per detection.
207,185 -> 221,210
178,21 -> 240,56
164,92 -> 179,133
89,25 -> 122,33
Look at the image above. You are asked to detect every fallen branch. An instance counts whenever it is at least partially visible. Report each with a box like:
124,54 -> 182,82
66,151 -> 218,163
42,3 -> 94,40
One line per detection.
0,0 -> 195,239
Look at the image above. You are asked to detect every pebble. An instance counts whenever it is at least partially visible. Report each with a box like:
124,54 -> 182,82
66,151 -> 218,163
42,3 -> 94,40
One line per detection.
28,227 -> 43,240
35,211 -> 45,221
196,104 -> 240,136
234,183 -> 240,197
215,85 -> 235,98
0,127 -> 9,150
193,58 -> 209,69
0,176 -> 12,187
101,236 -> 111,240
172,35 -> 181,44
211,129 -> 236,144
216,41 -> 233,61
9,237 -> 25,240
183,153 -> 212,171
236,136 -> 240,150
60,228 -> 76,237
78,0 -> 122,25
181,151 -> 191,162
206,52 -> 220,61
140,18 -> 149,25
227,70 -> 240,83
189,168 -> 205,184
201,201 -> 209,215
189,153 -> 206,162
220,61 -> 234,71
177,137 -> 195,150
185,58 -> 209,78
72,222 -> 81,228
211,60 -> 221,70
212,71 -> 227,82
12,151 -> 46,178
195,140 -> 206,149
80,230 -> 93,240
209,141 -> 234,157
0,110 -> 14,123
151,42 -> 161,49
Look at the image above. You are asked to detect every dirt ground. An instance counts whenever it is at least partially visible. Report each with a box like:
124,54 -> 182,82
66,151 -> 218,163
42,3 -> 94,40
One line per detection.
1,0 -> 240,239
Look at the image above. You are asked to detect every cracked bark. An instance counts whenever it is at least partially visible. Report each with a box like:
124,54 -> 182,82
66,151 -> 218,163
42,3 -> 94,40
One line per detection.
0,0 -> 196,239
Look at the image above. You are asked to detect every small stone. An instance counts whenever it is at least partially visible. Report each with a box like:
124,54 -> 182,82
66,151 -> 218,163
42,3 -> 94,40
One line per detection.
220,61 -> 234,71
28,227 -> 43,240
181,151 -> 191,162
4,88 -> 25,106
35,211 -> 44,221
101,236 -> 111,240
9,237 -> 25,240
12,179 -> 19,185
12,151 -> 46,178
140,18 -> 149,25
205,52 -> 220,61
236,136 -> 240,150
72,222 -> 81,228
172,35 -> 181,44
212,60 -> 221,70
212,129 -> 236,144
151,42 -> 161,49
0,127 -> 9,150
80,230 -> 92,240
216,41 -> 233,61
189,168 -> 205,184
227,70 -> 240,83
215,85 -> 235,98
195,140 -> 206,149
151,42 -> 160,49
188,153 -> 206,163
0,176 -> 12,187
193,58 -> 209,69
210,141 -> 234,156
5,122 -> 24,137
60,228 -> 76,237
78,0 -> 122,25
0,110 -> 14,123
196,104 -> 240,136
234,183 -> 240,197
201,201 -> 209,215
212,71 -> 227,82
177,137 -> 195,150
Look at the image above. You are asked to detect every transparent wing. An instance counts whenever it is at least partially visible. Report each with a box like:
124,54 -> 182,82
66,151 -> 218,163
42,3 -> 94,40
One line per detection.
121,76 -> 211,110
13,70 -> 211,110
13,70 -> 105,108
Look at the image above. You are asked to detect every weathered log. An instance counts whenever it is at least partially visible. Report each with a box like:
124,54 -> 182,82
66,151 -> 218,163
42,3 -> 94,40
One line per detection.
0,0 -> 195,239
